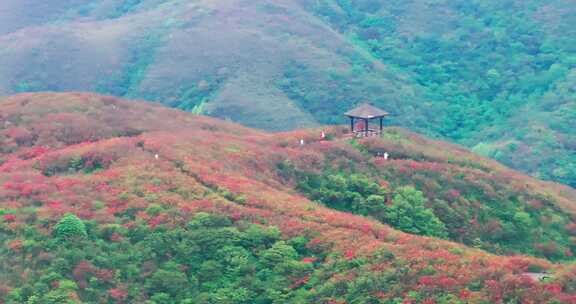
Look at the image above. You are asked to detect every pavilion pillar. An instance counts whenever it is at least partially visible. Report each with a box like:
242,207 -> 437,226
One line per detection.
379,117 -> 383,133
350,117 -> 355,133
365,119 -> 369,137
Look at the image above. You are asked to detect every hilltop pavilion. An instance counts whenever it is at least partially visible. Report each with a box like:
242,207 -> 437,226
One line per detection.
345,103 -> 389,137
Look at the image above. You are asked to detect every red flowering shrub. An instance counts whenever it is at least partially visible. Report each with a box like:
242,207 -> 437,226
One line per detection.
95,269 -> 115,283
2,214 -> 16,222
109,285 -> 129,302
566,223 -> 576,236
302,257 -> 318,264
73,261 -> 95,289
7,240 -> 23,251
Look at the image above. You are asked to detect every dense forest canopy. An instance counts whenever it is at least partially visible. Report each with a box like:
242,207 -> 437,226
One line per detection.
0,2 -> 574,179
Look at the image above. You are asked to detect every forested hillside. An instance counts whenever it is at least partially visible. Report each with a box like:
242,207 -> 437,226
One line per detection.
0,93 -> 576,303
301,0 -> 576,188
0,0 -> 574,188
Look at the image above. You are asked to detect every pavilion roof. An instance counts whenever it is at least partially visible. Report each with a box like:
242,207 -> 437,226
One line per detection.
344,103 -> 389,119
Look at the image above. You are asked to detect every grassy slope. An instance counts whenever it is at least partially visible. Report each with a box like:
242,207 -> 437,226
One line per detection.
1,93 -> 576,303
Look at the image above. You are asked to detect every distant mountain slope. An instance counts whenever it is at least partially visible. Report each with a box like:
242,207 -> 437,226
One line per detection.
0,0 -> 420,132
0,0 -> 574,188
1,93 -> 576,303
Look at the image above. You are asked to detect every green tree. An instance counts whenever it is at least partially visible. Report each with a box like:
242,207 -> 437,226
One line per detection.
147,293 -> 171,304
513,211 -> 533,235
362,194 -> 386,214
260,241 -> 298,267
146,267 -> 189,298
35,280 -> 79,304
384,187 -> 448,238
53,214 -> 87,240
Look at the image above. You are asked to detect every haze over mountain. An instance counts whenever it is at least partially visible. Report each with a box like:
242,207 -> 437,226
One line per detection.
1,92 -> 576,303
0,0 -> 574,189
